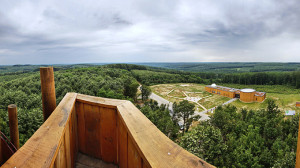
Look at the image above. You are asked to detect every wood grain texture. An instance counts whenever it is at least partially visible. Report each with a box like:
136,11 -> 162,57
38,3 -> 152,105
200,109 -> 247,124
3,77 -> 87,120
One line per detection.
8,104 -> 20,149
76,94 -> 125,109
2,93 -> 214,168
1,93 -> 77,168
100,107 -> 117,163
76,102 -> 86,154
70,108 -> 78,168
117,101 -> 215,168
84,104 -> 101,158
128,136 -> 142,168
40,67 -> 57,121
60,137 -> 67,168
65,122 -> 71,168
118,117 -> 128,168
296,113 -> 300,168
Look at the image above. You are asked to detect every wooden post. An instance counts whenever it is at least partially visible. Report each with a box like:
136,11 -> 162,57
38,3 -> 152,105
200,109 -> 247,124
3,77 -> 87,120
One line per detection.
40,67 -> 56,121
296,118 -> 300,168
8,104 -> 20,149
0,121 -> 2,164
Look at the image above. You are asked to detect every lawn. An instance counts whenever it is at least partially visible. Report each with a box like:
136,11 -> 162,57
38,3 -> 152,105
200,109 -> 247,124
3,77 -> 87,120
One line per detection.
151,83 -> 300,114
151,83 -> 231,109
219,83 -> 300,113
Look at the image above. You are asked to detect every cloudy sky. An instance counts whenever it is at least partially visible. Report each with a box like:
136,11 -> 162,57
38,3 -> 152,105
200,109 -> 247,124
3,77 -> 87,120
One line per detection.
0,0 -> 300,64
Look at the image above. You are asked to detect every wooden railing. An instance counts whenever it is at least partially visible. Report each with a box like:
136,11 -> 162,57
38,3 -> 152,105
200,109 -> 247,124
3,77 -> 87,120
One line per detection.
2,93 -> 215,168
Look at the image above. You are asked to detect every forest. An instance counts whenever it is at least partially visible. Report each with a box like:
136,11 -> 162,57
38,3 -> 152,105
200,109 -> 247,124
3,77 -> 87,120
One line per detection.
0,63 -> 299,167
0,66 -> 138,144
106,63 -> 300,88
137,62 -> 300,73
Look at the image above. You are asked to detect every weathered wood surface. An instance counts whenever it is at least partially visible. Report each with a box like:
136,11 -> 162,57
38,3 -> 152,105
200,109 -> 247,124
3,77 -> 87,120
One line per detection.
40,67 -> 57,121
296,114 -> 300,168
8,104 -> 20,149
76,152 -> 117,168
117,101 -> 215,168
76,98 -> 117,164
2,93 -> 214,168
100,107 -> 117,164
1,93 -> 77,168
77,94 -> 214,168
76,94 -> 125,109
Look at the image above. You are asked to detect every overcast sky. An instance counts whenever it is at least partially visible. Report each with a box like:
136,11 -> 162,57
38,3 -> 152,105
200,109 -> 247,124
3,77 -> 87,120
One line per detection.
0,0 -> 299,64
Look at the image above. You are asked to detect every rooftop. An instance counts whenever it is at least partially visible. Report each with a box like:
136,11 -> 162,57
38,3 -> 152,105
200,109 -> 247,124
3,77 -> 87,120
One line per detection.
240,88 -> 256,93
206,84 -> 265,96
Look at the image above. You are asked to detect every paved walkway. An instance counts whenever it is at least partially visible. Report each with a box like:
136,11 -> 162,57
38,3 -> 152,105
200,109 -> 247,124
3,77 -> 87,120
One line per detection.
149,93 -> 209,122
149,92 -> 238,122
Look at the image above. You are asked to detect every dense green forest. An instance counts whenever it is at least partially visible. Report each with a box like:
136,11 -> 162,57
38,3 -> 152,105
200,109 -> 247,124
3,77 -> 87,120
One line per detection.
0,63 -> 299,167
0,66 -> 138,145
0,64 -> 98,74
105,64 -> 300,88
180,101 -> 298,168
137,62 -> 300,73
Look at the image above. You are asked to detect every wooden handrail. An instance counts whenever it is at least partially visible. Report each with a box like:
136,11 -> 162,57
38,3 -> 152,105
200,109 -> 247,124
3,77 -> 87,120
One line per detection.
2,93 -> 77,168
2,93 -> 214,168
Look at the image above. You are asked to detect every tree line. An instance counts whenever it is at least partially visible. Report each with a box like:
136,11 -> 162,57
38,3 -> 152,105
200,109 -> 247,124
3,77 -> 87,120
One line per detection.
0,67 -> 139,145
104,64 -> 300,89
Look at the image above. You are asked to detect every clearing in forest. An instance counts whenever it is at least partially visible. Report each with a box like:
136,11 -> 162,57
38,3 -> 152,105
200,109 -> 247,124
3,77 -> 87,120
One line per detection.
151,83 -> 231,111
151,83 -> 300,114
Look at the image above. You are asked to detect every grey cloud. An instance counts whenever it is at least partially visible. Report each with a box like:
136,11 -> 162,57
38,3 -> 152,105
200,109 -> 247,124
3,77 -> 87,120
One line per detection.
0,0 -> 300,64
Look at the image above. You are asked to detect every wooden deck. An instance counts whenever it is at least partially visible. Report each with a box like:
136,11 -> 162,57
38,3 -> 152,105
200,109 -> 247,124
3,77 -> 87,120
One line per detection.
76,153 -> 117,168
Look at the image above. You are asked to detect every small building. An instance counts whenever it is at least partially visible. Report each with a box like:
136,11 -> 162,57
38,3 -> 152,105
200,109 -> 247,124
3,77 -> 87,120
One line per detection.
297,102 -> 300,107
205,84 -> 266,103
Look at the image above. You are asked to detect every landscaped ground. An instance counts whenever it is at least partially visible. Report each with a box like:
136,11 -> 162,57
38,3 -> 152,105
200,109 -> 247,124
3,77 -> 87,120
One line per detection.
151,83 -> 230,110
220,83 -> 300,113
151,83 -> 300,114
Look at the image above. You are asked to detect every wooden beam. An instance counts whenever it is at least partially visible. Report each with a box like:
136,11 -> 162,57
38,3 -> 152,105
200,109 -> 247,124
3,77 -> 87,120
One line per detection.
2,93 -> 77,168
0,121 -> 2,164
8,104 -> 19,149
40,67 -> 57,121
296,116 -> 300,168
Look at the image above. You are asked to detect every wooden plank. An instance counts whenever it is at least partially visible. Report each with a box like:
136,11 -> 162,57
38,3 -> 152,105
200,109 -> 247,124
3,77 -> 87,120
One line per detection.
74,107 -> 79,157
2,93 -> 214,168
60,137 -> 67,168
118,117 -> 128,168
76,152 -> 118,168
53,148 -> 60,168
142,159 -> 151,168
1,93 -> 77,168
84,104 -> 101,158
100,107 -> 117,163
117,101 -> 215,168
69,111 -> 74,168
296,111 -> 300,168
70,108 -> 78,168
65,122 -> 71,168
76,102 -> 86,154
128,136 -> 142,168
76,94 -> 125,109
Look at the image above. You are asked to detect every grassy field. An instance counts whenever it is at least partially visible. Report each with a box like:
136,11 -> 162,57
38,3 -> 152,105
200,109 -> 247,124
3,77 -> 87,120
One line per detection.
151,83 -> 300,113
151,83 -> 230,110
219,83 -> 300,113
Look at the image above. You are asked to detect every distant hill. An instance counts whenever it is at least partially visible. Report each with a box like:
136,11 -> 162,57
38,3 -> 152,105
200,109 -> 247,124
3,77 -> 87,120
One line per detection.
0,64 -> 99,74
135,62 -> 300,73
